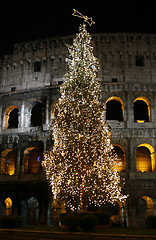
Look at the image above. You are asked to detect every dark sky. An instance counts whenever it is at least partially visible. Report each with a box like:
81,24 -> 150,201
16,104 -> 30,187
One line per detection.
1,0 -> 156,54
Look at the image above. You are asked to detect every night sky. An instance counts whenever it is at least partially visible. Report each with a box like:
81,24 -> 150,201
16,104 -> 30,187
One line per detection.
1,0 -> 156,54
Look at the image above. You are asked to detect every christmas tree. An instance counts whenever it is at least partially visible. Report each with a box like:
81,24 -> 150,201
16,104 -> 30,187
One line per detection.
42,24 -> 127,211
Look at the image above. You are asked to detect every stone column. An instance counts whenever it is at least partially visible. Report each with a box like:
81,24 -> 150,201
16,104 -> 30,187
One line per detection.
24,106 -> 31,128
20,101 -> 25,130
43,97 -> 50,130
129,139 -> 136,180
16,142 -> 21,175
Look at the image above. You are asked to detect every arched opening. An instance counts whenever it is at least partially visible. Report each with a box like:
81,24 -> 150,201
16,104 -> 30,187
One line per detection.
0,149 -> 15,175
106,97 -> 124,121
136,144 -> 155,172
23,147 -> 41,174
51,100 -> 58,120
141,196 -> 155,216
114,145 -> 126,172
4,198 -> 12,216
137,196 -> 156,227
8,108 -> 18,128
21,197 -> 39,225
3,105 -> 19,129
133,97 -> 151,122
31,103 -> 42,127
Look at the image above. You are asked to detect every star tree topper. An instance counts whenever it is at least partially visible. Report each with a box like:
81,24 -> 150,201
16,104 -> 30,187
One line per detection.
72,9 -> 95,26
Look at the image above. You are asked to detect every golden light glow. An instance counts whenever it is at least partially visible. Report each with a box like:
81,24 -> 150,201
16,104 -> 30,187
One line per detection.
4,198 -> 12,216
51,100 -> 59,120
61,201 -> 66,213
0,149 -> 15,175
5,198 -> 12,208
114,145 -> 126,172
141,196 -> 155,216
23,147 -> 41,174
136,120 -> 145,123
136,143 -> 155,172
3,105 -> 18,129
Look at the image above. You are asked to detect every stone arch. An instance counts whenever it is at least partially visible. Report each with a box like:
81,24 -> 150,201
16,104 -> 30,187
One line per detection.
141,196 -> 155,216
51,100 -> 59,120
0,149 -> 15,175
21,197 -> 39,225
106,96 -> 124,121
137,196 -> 156,227
136,143 -> 155,172
31,102 -> 42,127
133,97 -> 151,122
23,147 -> 41,174
4,197 -> 12,216
113,144 -> 126,172
3,105 -> 19,129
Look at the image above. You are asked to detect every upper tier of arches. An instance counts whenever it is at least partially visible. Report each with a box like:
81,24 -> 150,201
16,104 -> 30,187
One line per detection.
105,96 -> 151,123
1,95 -> 153,131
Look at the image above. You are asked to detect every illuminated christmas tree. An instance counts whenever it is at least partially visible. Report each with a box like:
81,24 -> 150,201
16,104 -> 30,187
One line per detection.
42,23 -> 127,211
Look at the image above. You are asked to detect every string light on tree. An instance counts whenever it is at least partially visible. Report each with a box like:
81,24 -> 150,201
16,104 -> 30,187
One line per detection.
42,11 -> 128,211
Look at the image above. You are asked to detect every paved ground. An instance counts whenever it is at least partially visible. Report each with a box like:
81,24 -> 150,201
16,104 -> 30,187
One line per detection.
1,229 -> 156,240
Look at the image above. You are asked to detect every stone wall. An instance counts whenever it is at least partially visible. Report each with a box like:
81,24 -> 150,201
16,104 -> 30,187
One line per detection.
1,33 -> 156,226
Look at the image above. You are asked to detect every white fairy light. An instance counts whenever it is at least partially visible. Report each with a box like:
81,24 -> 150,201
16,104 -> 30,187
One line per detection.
42,23 -> 128,212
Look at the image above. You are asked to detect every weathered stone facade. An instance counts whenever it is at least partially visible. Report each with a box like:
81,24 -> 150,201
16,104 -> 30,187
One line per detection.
0,33 -> 156,227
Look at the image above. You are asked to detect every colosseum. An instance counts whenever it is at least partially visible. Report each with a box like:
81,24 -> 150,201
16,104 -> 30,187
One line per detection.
0,32 -> 156,227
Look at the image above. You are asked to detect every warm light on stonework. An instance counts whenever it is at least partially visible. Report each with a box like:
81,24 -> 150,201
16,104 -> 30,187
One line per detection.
136,120 -> 145,123
4,198 -> 12,216
136,143 -> 155,172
